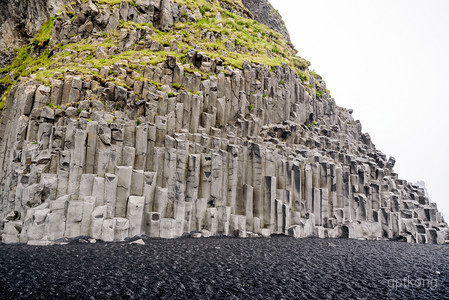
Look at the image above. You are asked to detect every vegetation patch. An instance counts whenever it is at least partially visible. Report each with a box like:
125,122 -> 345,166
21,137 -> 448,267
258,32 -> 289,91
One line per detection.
0,0 -> 327,109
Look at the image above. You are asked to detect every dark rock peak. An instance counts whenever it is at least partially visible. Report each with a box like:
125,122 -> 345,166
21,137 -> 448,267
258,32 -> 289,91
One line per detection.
241,0 -> 291,42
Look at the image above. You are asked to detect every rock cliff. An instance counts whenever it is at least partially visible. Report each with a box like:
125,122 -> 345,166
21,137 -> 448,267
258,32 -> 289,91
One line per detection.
241,0 -> 291,42
0,0 -> 447,244
0,0 -> 65,67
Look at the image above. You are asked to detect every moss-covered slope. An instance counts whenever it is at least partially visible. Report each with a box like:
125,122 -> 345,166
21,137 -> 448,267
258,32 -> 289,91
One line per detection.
0,0 -> 318,110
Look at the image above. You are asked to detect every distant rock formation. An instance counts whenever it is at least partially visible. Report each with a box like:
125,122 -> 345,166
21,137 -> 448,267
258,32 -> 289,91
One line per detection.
0,0 -> 447,244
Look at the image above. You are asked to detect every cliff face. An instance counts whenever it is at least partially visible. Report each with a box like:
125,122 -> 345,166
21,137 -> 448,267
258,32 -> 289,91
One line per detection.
0,0 -> 447,245
0,0 -> 65,67
242,0 -> 291,42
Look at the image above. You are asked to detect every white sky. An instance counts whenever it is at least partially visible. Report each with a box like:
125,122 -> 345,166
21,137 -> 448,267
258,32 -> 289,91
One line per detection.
270,0 -> 449,219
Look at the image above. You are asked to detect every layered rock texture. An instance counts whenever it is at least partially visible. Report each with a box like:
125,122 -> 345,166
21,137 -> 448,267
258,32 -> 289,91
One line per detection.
0,0 -> 447,244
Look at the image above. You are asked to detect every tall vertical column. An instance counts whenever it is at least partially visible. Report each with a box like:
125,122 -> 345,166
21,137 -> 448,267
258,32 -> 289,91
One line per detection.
190,95 -> 201,133
243,184 -> 254,231
236,146 -> 248,214
227,145 -> 238,214
143,172 -> 157,214
134,125 -> 148,170
292,163 -> 303,220
107,143 -> 122,174
252,143 -> 265,225
85,122 -> 98,174
220,149 -> 229,209
153,147 -> 165,187
194,198 -> 207,231
313,188 -> 322,226
79,174 -> 94,201
199,153 -> 212,205
67,129 -> 87,196
265,148 -> 276,177
210,153 -> 223,207
275,199 -> 283,234
164,143 -> 177,218
217,206 -> 231,235
277,159 -> 287,190
336,166 -> 343,212
186,154 -> 201,203
115,166 -> 132,218
264,176 -> 276,231
127,196 -> 145,237
175,102 -> 184,132
104,173 -> 118,218
321,188 -> 329,226
131,169 -> 144,196
181,92 -> 191,130
91,177 -> 105,208
154,187 -> 168,218
312,162 -> 320,189
174,139 -> 188,236
305,164 -> 313,213
343,168 -> 351,221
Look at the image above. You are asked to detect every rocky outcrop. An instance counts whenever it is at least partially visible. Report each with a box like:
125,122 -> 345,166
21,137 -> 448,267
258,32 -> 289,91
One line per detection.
242,0 -> 291,42
0,0 -> 65,51
0,0 -> 66,68
0,0 -> 447,245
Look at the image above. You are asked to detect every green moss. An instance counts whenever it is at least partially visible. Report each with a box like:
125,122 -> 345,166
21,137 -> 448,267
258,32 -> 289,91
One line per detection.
93,0 -> 134,5
0,0 -> 326,108
292,56 -> 311,71
298,70 -> 309,83
0,85 -> 12,110
310,70 -> 322,80
32,17 -> 54,47
199,5 -> 211,15
172,83 -> 185,90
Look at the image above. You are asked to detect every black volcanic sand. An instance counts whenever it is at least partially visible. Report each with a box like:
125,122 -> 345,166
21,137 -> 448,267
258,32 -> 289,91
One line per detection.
0,236 -> 448,299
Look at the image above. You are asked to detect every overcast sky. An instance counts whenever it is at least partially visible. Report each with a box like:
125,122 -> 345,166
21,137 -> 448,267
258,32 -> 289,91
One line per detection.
270,0 -> 449,218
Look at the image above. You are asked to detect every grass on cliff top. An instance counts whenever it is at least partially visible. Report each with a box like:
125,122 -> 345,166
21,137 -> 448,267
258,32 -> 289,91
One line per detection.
0,47 -> 53,109
32,18 -> 54,47
0,17 -> 55,108
0,0 -> 324,109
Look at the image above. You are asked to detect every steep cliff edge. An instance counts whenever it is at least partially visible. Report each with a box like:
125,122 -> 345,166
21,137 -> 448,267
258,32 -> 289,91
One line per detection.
241,0 -> 291,42
0,0 -> 447,245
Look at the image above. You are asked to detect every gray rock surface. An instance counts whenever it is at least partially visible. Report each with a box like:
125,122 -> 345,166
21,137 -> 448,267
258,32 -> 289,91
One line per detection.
242,0 -> 291,42
0,0 -> 65,51
0,0 -> 447,245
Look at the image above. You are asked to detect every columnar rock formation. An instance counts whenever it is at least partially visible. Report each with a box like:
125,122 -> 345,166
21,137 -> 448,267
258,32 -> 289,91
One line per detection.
0,0 -> 447,244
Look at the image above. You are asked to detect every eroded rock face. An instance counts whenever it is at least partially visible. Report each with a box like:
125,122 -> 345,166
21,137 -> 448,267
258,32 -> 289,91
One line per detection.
0,0 -> 447,245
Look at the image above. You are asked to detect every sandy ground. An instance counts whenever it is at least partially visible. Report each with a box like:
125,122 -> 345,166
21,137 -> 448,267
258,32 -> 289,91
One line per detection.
0,236 -> 448,299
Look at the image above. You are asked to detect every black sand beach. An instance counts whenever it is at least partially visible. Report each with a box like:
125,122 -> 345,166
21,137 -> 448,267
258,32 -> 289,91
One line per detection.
0,236 -> 448,299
